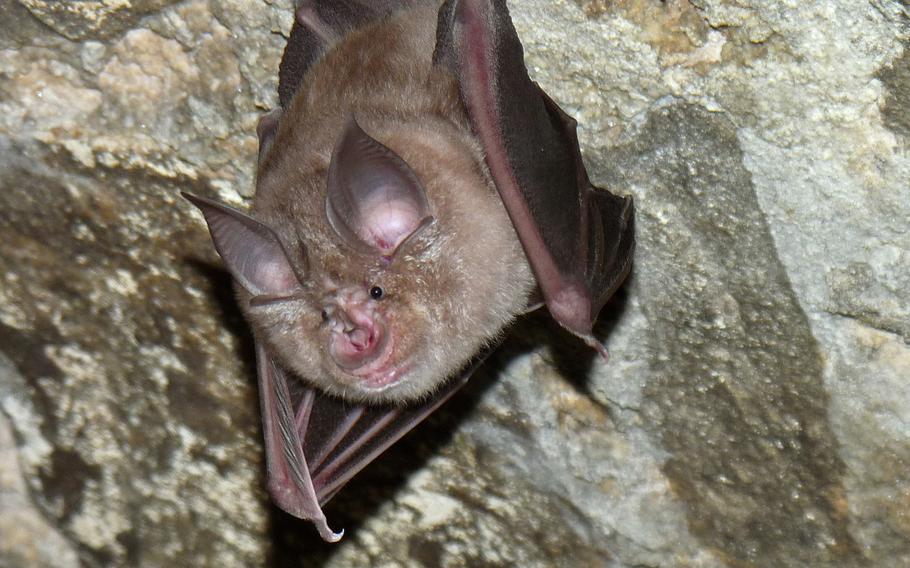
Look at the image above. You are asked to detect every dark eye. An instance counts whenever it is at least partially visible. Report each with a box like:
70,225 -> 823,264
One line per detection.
321,309 -> 329,322
369,286 -> 384,300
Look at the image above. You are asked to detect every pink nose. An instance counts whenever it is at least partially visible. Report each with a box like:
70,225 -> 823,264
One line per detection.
347,326 -> 374,351
330,324 -> 386,371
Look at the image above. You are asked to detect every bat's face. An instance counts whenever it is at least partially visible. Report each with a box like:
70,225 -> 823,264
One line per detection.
320,281 -> 411,393
258,238 -> 453,403
243,118 -> 535,404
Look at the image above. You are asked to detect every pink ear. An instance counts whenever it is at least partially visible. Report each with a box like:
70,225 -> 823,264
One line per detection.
183,193 -> 302,297
325,119 -> 432,256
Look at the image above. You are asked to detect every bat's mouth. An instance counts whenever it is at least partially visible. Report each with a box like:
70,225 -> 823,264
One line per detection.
354,355 -> 411,390
329,322 -> 408,390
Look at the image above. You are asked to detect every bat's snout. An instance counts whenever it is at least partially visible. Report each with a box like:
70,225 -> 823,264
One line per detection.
329,319 -> 389,371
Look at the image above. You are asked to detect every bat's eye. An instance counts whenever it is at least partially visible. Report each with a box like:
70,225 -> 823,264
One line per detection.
321,309 -> 330,322
369,286 -> 384,300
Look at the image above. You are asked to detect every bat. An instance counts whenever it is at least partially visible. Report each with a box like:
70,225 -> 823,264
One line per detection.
183,0 -> 634,542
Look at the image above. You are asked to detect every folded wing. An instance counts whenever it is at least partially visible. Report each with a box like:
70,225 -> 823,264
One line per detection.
434,0 -> 635,348
256,342 -> 483,541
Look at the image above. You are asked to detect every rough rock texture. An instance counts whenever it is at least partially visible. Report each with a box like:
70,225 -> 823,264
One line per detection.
1,0 -> 907,566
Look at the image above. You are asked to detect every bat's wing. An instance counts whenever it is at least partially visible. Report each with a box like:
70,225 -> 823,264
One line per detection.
434,0 -> 635,350
256,341 -> 480,541
182,191 -> 480,541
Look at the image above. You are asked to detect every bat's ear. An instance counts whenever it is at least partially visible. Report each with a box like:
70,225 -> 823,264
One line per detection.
182,192 -> 303,298
325,118 -> 433,257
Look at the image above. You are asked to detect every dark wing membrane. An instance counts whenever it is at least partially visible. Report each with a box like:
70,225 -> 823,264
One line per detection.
538,91 -> 635,317
256,341 -> 483,542
434,0 -> 634,341
587,185 -> 634,316
299,357 -> 481,505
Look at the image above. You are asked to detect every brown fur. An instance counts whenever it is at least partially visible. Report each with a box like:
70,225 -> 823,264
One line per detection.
244,5 -> 535,403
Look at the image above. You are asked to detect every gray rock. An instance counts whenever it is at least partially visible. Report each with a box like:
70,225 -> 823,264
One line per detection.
17,0 -> 180,41
0,355 -> 80,568
1,0 -> 907,566
609,104 -> 856,566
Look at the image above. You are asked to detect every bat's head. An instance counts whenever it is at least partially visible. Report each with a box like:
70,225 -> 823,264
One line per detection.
187,118 -> 533,403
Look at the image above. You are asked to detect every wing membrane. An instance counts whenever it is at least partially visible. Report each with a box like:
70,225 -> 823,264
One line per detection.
256,341 -> 485,541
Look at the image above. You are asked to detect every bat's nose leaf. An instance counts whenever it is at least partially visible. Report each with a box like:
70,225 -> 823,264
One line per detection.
330,323 -> 387,371
326,118 -> 431,256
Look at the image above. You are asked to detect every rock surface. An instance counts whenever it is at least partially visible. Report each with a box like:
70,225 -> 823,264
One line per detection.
1,0 -> 907,566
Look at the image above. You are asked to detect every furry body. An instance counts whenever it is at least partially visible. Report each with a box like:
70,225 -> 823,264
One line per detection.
249,5 -> 535,403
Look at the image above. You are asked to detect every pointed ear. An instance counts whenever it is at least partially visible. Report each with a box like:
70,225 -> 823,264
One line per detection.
183,193 -> 302,297
325,118 -> 433,256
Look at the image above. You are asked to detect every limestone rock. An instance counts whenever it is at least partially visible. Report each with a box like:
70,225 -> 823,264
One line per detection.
1,0 -> 907,566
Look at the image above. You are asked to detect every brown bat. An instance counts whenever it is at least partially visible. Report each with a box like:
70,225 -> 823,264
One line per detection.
184,0 -> 633,542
